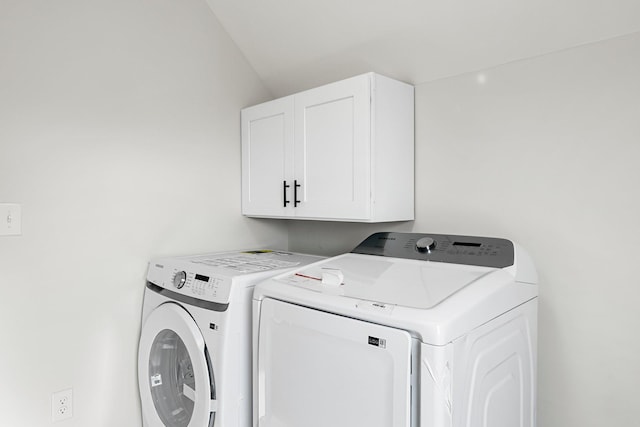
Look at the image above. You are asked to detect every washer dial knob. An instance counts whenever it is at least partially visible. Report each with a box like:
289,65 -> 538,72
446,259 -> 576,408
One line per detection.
173,271 -> 187,289
416,237 -> 436,253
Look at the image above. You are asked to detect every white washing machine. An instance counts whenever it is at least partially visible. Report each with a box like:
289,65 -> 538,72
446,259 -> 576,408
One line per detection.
253,232 -> 538,427
138,249 -> 323,427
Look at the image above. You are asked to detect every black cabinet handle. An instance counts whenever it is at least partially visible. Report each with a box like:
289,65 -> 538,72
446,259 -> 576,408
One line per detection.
294,180 -> 301,207
283,181 -> 290,207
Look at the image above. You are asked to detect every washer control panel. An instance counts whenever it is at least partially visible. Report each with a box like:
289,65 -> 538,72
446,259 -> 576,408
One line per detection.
352,232 -> 514,268
165,269 -> 229,302
146,251 -> 324,305
172,271 -> 187,289
145,261 -> 231,304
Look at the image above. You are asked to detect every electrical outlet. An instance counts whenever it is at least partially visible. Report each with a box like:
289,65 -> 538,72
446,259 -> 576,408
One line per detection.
52,388 -> 73,422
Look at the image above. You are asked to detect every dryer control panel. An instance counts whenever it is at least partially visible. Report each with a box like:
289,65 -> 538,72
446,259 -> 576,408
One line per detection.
351,232 -> 514,268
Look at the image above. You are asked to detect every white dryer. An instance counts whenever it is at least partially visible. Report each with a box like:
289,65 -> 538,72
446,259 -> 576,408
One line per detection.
138,250 -> 323,427
253,232 -> 538,427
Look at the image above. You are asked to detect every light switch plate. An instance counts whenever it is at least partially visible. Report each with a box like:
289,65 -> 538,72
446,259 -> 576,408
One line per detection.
0,203 -> 21,236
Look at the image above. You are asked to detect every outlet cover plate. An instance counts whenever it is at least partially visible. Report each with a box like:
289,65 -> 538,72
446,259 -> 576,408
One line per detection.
52,388 -> 73,422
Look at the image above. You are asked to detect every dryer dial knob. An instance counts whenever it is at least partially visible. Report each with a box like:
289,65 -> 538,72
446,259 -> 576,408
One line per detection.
173,271 -> 187,289
416,237 -> 436,253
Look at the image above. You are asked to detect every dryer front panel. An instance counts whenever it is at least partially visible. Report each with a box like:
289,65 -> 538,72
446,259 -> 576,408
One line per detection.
139,302 -> 216,427
257,298 -> 414,427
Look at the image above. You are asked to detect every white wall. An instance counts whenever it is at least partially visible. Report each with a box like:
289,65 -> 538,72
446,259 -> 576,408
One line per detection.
0,1 -> 285,426
2,2 -> 638,425
289,32 -> 640,426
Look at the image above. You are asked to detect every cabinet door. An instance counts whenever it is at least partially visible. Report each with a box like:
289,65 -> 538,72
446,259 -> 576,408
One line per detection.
241,96 -> 294,217
293,75 -> 371,220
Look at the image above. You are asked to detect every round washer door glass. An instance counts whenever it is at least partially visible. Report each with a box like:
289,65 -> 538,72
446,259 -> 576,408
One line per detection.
139,302 -> 215,427
149,329 -> 196,427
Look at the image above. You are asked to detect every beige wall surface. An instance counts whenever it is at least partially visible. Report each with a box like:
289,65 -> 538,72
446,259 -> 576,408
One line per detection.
0,1 -> 285,426
289,32 -> 640,427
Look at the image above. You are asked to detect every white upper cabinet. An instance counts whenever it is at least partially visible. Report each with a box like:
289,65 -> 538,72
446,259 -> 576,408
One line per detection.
241,72 -> 414,222
241,96 -> 294,218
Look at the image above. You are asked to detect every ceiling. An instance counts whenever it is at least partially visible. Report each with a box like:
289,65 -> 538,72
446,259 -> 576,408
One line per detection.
205,0 -> 640,97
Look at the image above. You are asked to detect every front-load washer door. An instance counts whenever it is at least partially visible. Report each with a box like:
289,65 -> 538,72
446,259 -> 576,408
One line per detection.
257,298 -> 414,427
138,302 -> 216,427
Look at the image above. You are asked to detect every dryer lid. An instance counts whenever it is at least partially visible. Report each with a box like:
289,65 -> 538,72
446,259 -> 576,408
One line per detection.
277,232 -> 526,310
256,233 -> 537,344
278,254 -> 493,309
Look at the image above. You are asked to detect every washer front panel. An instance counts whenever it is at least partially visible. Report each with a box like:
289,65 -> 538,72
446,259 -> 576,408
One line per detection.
139,302 -> 216,427
146,281 -> 229,312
